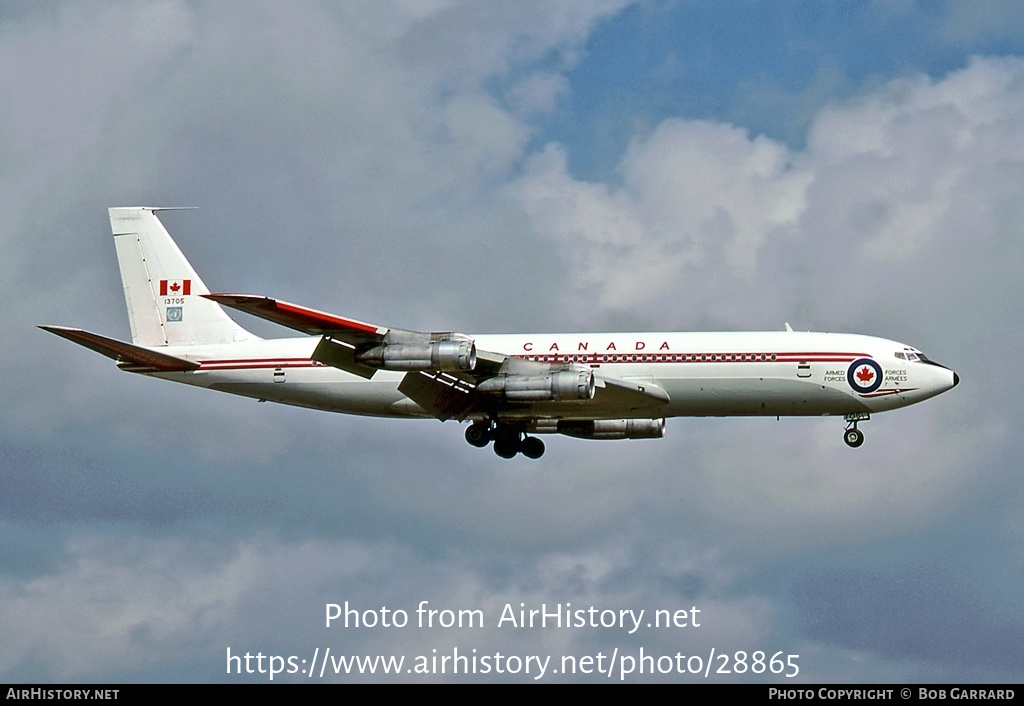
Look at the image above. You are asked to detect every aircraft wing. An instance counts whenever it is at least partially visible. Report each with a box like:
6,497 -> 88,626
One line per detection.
205,294 -> 670,418
401,350 -> 670,421
204,294 -> 394,378
39,326 -> 200,373
204,294 -> 388,342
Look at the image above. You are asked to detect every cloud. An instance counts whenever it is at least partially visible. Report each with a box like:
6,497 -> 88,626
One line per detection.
0,534 -> 378,680
934,0 -> 1024,46
0,531 -> 779,682
514,57 -> 1024,335
505,72 -> 570,117
515,120 -> 811,314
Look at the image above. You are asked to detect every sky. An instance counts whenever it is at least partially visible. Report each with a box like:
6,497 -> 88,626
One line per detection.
2,0 -> 1023,683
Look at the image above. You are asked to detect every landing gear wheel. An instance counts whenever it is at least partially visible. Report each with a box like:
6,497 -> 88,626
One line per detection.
520,436 -> 545,459
465,423 -> 491,448
843,413 -> 869,448
844,428 -> 864,448
493,436 -> 520,458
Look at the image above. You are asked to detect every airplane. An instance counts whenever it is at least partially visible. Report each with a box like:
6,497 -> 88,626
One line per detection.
40,207 -> 959,460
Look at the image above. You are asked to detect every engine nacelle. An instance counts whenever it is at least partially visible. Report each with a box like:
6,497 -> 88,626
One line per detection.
357,338 -> 477,372
477,370 -> 595,401
551,418 -> 666,440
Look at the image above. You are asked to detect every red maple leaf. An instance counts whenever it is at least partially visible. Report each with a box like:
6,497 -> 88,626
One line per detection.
169,281 -> 181,293
856,366 -> 875,383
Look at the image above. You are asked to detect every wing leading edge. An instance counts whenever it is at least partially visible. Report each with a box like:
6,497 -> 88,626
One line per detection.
203,294 -> 387,339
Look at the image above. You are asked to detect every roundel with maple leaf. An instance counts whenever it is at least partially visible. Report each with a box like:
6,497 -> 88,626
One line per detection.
847,358 -> 883,394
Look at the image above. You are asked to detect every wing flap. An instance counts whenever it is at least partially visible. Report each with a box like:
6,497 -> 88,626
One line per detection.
39,326 -> 200,373
311,335 -> 378,379
398,370 -> 476,421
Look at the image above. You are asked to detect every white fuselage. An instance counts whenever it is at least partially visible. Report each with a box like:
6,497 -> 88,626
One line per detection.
145,330 -> 957,422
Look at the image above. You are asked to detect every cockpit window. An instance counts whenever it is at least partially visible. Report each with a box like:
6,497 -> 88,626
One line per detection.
894,351 -> 906,360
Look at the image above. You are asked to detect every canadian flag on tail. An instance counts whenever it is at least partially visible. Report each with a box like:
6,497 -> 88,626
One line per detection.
160,279 -> 191,296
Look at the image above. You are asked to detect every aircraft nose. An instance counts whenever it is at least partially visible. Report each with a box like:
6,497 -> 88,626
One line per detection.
920,359 -> 958,394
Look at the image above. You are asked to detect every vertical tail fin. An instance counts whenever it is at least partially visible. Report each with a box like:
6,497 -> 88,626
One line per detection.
110,207 -> 257,346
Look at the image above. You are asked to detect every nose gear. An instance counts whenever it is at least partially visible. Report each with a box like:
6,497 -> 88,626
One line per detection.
843,413 -> 870,448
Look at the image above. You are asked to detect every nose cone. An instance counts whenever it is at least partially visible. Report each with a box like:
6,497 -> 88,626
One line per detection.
932,364 -> 959,397
937,365 -> 958,394
910,360 -> 959,404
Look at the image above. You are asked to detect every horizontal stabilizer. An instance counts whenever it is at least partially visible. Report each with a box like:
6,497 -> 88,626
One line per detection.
204,294 -> 387,341
39,326 -> 200,373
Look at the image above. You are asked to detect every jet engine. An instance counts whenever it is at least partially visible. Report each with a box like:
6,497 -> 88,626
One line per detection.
529,418 -> 666,439
477,369 -> 595,401
356,337 -> 476,372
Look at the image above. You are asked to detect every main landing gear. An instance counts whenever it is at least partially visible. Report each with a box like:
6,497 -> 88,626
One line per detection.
843,413 -> 869,448
465,421 -> 545,459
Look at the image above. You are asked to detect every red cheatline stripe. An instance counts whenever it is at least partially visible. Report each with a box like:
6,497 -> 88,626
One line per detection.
198,359 -> 317,370
775,352 -> 870,357
775,353 -> 868,359
518,351 -> 869,363
195,351 -> 875,370
275,302 -> 380,333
